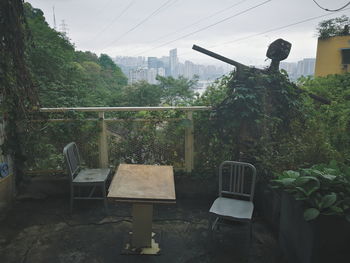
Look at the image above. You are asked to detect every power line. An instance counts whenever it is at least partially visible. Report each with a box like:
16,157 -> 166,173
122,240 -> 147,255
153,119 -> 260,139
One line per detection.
212,7 -> 350,48
146,0 -> 251,45
120,0 -> 250,57
91,0 -> 135,41
312,0 -> 350,12
175,7 -> 350,59
103,0 -> 177,49
131,0 -> 272,57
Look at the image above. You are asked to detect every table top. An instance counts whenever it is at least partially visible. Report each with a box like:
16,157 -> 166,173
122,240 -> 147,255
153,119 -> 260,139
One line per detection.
108,164 -> 176,203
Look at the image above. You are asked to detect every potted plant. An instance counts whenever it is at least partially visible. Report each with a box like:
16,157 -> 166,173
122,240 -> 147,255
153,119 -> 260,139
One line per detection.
272,161 -> 350,263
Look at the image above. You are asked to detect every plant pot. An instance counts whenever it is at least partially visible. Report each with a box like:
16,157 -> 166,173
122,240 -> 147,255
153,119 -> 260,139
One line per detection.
279,192 -> 350,263
255,181 -> 281,234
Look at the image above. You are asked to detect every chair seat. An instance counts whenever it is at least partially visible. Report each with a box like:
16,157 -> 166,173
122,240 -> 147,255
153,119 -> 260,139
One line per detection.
73,168 -> 110,183
209,197 -> 254,220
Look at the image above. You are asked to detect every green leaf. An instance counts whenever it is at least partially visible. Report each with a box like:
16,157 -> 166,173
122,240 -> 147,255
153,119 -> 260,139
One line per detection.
321,174 -> 337,180
283,170 -> 300,178
304,208 -> 320,221
320,193 -> 337,209
329,160 -> 338,169
295,186 -> 307,196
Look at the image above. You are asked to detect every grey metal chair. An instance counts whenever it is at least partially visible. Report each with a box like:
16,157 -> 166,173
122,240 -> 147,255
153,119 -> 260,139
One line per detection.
209,161 -> 257,240
63,142 -> 111,214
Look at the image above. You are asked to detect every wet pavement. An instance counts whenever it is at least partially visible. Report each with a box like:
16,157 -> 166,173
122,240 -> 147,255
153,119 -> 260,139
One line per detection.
0,197 -> 286,263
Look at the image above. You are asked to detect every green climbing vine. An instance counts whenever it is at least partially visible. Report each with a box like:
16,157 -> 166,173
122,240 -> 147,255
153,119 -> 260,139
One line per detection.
0,0 -> 39,183
195,67 -> 306,179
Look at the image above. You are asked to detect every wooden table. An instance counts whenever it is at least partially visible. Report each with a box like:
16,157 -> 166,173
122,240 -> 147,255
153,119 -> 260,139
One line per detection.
108,164 -> 176,253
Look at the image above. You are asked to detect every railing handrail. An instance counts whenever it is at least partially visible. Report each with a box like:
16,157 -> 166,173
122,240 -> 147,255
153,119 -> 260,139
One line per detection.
40,106 -> 211,113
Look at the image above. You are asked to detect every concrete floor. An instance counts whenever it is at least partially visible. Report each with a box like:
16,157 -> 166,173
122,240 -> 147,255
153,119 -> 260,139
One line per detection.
0,197 -> 286,263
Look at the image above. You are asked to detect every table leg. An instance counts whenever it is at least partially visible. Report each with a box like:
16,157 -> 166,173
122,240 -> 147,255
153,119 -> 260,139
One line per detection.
132,203 -> 153,248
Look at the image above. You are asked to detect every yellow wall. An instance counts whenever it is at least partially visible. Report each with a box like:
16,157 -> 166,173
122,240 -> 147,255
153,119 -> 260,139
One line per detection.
315,35 -> 350,77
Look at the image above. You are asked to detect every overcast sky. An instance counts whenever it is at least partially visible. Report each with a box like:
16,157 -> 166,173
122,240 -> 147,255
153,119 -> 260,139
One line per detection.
27,0 -> 350,66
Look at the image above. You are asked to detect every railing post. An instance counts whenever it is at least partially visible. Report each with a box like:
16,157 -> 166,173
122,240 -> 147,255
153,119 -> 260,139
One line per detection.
98,112 -> 109,168
185,111 -> 194,173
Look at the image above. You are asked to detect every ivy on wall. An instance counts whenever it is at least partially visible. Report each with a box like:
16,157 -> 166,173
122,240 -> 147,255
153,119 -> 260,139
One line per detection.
0,0 -> 39,183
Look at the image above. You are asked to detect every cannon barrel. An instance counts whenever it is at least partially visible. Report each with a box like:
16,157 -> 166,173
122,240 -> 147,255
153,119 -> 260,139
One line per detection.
192,44 -> 331,105
192,45 -> 246,70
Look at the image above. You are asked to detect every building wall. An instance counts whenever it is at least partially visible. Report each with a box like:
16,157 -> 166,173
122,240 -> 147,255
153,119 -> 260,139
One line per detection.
315,35 -> 350,77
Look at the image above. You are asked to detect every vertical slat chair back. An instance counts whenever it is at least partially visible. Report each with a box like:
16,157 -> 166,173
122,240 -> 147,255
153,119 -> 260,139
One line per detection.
63,142 -> 81,181
219,161 -> 256,201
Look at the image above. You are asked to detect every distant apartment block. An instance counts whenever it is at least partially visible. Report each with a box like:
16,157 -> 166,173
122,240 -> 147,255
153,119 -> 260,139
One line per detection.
128,68 -> 148,84
169,48 -> 179,77
280,58 -> 316,81
116,49 -> 228,85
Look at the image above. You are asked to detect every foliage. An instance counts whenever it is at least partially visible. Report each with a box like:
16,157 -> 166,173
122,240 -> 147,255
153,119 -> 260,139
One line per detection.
0,0 -> 39,182
272,161 -> 350,222
299,74 -> 350,163
20,3 -> 130,172
194,68 -> 305,177
23,3 -> 127,108
317,15 -> 350,39
156,75 -> 198,106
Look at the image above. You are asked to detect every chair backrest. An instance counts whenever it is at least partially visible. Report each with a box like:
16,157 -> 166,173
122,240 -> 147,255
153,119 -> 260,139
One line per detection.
63,142 -> 81,181
219,161 -> 257,201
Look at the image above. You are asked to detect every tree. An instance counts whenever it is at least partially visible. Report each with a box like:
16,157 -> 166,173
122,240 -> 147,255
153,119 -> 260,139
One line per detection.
317,15 -> 350,39
156,75 -> 198,106
121,81 -> 161,106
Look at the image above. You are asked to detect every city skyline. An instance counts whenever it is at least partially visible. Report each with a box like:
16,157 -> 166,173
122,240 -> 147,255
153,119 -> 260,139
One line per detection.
116,48 -> 230,85
115,47 -> 316,85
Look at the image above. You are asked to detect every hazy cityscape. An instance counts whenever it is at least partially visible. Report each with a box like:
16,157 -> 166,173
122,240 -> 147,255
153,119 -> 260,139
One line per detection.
114,48 -> 230,91
115,48 -> 316,90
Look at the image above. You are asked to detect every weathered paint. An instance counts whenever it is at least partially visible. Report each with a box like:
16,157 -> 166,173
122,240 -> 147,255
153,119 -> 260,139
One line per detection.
315,35 -> 350,77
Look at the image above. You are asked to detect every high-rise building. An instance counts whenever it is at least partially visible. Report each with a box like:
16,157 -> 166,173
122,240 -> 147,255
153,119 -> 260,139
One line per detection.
184,60 -> 194,79
169,48 -> 178,77
280,58 -> 315,81
280,62 -> 297,80
128,68 -> 148,84
147,68 -> 158,84
147,57 -> 158,69
296,58 -> 315,77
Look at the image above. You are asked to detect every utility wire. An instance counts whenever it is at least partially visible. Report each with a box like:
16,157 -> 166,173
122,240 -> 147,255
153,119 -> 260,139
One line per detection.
146,0 -> 251,45
312,0 -> 350,12
212,7 -> 350,48
91,0 -> 135,42
131,0 -> 272,57
177,7 -> 350,58
120,0 -> 250,56
103,0 -> 177,49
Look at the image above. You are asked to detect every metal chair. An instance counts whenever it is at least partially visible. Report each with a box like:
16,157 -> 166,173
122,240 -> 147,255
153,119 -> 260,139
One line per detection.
63,142 -> 111,214
209,161 -> 257,240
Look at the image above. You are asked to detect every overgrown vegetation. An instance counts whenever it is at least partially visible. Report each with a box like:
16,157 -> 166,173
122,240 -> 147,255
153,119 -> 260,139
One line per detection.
3,0 -> 350,199
0,0 -> 39,183
20,3 -> 199,171
272,161 -> 350,222
317,15 -> 350,39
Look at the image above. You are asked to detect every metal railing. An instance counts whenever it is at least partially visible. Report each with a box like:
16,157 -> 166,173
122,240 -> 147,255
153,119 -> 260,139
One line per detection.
33,106 -> 211,173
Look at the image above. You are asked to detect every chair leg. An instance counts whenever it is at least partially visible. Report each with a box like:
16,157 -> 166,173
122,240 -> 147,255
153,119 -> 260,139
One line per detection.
102,183 -> 109,215
208,215 -> 213,240
70,185 -> 74,214
212,217 -> 219,231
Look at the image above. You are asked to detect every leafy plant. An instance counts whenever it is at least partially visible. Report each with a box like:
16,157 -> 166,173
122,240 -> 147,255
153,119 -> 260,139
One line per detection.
317,15 -> 350,39
272,161 -> 350,222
